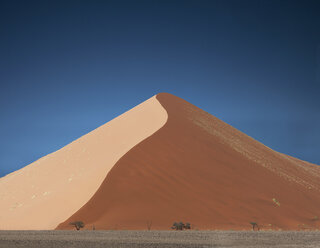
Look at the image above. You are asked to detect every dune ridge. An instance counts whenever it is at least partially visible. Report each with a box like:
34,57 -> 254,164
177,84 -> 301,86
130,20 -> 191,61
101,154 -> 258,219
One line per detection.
1,92 -> 319,231
0,96 -> 167,230
57,93 -> 320,230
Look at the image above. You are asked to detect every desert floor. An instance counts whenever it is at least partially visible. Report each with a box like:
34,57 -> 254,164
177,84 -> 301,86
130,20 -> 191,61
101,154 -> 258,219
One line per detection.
0,230 -> 319,248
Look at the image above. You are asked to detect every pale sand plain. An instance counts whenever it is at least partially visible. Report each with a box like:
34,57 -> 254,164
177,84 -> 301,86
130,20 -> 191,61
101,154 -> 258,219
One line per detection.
0,96 -> 167,230
0,230 -> 320,248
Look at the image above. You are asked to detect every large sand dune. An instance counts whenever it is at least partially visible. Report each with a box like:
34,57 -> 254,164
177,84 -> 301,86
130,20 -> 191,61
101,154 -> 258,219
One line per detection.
58,93 -> 320,230
1,93 -> 320,230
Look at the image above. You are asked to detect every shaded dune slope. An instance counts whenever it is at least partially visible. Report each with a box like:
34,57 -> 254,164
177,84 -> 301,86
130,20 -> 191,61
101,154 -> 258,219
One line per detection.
57,93 -> 320,230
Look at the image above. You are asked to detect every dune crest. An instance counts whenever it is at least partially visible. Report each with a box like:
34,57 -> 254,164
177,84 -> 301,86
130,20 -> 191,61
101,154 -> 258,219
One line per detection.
1,93 -> 319,231
0,96 -> 167,230
58,93 -> 320,231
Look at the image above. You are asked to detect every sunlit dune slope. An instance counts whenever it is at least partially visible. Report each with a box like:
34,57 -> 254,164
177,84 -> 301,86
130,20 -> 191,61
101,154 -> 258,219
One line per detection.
58,93 -> 320,231
0,96 -> 167,230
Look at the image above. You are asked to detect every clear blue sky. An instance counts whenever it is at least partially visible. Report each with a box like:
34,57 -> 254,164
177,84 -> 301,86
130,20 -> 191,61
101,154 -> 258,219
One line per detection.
1,0 -> 319,177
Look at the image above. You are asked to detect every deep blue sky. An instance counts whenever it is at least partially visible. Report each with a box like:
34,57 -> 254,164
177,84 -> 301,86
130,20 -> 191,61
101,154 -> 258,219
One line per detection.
1,0 -> 319,177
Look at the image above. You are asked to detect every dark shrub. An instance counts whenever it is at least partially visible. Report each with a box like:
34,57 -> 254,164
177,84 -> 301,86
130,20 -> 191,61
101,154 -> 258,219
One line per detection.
70,221 -> 85,230
171,221 -> 191,230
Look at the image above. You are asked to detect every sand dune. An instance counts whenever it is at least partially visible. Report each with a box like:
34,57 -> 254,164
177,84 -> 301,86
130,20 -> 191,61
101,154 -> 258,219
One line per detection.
0,96 -> 167,230
1,93 -> 320,230
58,93 -> 320,230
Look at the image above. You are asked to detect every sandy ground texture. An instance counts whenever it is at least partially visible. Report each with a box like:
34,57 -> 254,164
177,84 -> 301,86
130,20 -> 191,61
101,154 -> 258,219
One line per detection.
59,93 -> 320,230
0,96 -> 167,230
1,230 -> 320,248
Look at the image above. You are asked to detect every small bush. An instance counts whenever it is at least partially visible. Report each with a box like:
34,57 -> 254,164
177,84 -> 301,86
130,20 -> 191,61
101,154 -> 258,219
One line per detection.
185,222 -> 191,229
250,222 -> 259,231
171,221 -> 191,230
70,221 -> 85,230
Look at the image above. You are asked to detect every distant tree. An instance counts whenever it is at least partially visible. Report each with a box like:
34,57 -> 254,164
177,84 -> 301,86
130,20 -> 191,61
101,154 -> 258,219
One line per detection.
178,222 -> 184,230
250,222 -> 259,231
171,222 -> 177,230
171,222 -> 191,230
146,220 -> 153,231
70,221 -> 85,230
185,222 -> 191,230
171,222 -> 181,230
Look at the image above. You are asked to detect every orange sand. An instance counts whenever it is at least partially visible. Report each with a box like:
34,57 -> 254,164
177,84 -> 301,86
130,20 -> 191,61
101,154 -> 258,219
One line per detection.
1,92 -> 319,231
57,93 -> 320,231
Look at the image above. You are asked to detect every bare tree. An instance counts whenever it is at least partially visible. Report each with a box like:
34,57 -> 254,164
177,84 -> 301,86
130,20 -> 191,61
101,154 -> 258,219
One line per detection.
146,221 -> 152,230
250,222 -> 259,231
70,221 -> 85,230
